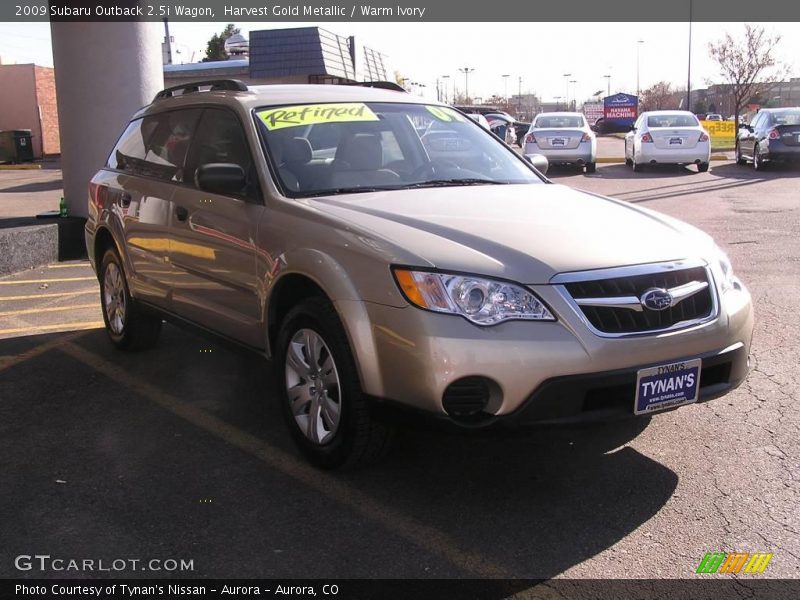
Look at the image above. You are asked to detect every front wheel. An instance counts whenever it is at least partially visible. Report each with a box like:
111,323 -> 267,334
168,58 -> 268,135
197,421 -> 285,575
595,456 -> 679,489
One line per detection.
99,248 -> 161,350
753,145 -> 767,171
736,143 -> 747,165
697,162 -> 709,173
275,296 -> 393,469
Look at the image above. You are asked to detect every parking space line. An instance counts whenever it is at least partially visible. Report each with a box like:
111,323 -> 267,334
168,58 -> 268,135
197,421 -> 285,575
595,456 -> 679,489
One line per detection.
0,322 -> 104,336
0,277 -> 97,285
0,290 -> 98,301
60,341 -> 510,579
47,263 -> 92,269
0,304 -> 98,318
0,330 -> 88,374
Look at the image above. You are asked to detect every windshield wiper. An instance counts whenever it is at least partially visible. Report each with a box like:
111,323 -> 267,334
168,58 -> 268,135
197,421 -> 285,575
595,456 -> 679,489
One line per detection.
398,178 -> 510,189
301,186 -> 399,197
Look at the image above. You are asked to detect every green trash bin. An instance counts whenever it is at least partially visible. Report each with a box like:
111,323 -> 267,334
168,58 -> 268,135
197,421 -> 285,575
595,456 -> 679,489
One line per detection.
0,130 -> 35,163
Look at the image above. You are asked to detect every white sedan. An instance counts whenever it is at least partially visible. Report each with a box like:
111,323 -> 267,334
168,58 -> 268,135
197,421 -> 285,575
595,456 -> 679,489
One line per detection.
625,110 -> 711,172
523,112 -> 597,173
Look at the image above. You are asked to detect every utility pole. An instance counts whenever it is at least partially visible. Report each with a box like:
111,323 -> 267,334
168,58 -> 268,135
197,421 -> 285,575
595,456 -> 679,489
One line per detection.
162,18 -> 173,65
687,0 -> 693,111
459,67 -> 474,103
636,40 -> 644,98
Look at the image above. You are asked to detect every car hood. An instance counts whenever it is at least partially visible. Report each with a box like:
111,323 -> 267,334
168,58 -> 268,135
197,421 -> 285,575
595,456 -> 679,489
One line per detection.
309,184 -> 714,284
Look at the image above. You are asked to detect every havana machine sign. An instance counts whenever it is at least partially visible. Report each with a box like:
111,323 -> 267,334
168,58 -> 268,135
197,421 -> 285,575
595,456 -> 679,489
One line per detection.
603,93 -> 638,127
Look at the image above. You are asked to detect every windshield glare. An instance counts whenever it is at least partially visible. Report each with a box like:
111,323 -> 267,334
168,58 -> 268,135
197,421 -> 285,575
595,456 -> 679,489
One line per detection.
647,114 -> 699,128
255,102 -> 542,196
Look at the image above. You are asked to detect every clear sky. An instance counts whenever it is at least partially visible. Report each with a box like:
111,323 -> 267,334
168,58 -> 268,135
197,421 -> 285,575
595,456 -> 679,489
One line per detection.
0,21 -> 796,104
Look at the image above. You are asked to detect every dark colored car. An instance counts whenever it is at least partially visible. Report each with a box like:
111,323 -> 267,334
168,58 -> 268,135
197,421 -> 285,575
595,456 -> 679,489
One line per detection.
736,107 -> 800,170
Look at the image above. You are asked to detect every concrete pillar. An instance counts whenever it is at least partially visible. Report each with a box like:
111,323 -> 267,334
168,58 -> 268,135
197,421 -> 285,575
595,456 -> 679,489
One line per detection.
50,22 -> 163,217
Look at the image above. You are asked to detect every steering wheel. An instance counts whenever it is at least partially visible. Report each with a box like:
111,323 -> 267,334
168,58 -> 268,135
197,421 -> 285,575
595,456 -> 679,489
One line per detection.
409,159 -> 461,179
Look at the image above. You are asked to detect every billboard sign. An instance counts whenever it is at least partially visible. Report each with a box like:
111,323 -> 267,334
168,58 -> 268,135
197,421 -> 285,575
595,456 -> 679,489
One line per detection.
603,93 -> 638,127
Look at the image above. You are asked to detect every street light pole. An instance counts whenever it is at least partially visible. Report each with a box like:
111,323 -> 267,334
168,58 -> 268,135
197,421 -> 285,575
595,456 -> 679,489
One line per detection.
563,73 -> 571,109
636,39 -> 644,98
604,74 -> 611,97
518,76 -> 522,112
459,67 -> 474,103
687,0 -> 693,111
441,74 -> 450,104
569,80 -> 577,110
502,74 -> 510,104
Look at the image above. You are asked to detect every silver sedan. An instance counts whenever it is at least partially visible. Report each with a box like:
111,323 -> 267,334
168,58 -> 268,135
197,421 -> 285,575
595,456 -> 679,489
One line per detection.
523,112 -> 597,173
625,110 -> 711,172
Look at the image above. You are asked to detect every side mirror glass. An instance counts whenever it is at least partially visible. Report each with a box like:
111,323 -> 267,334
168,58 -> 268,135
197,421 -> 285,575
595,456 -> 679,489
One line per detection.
196,163 -> 246,196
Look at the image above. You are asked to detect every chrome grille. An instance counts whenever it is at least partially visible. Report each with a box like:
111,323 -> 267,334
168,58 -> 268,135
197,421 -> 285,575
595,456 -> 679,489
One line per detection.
562,266 -> 715,335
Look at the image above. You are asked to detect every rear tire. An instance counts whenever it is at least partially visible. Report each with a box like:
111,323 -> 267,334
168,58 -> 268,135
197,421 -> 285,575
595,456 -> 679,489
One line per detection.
585,162 -> 596,174
697,162 -> 709,173
99,247 -> 161,351
275,296 -> 393,469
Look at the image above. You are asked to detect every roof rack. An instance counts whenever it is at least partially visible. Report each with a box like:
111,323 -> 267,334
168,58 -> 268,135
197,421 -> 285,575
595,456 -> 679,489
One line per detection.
346,81 -> 407,93
153,79 -> 248,102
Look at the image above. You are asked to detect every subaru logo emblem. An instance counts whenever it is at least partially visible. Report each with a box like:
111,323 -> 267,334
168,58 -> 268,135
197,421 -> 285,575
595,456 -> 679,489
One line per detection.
641,288 -> 673,311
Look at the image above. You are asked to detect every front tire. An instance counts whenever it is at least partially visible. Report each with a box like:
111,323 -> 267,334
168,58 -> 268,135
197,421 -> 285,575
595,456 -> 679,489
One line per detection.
99,247 -> 161,350
697,162 -> 709,173
275,296 -> 393,469
753,145 -> 767,171
736,143 -> 747,165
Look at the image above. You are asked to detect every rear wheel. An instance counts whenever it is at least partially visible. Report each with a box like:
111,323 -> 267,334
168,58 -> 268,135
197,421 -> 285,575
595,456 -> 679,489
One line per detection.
99,248 -> 161,350
585,162 -> 596,174
275,296 -> 393,469
697,162 -> 709,173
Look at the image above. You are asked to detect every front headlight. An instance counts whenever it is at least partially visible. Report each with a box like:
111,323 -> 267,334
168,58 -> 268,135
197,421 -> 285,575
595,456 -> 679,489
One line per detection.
715,246 -> 736,292
392,268 -> 554,326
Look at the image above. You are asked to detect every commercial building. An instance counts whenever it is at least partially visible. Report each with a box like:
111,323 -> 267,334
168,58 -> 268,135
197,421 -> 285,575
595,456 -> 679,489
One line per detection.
0,63 -> 60,159
164,27 -> 389,88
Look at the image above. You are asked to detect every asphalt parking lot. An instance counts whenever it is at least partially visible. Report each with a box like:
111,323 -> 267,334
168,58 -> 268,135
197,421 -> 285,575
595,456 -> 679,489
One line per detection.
1,160 -> 799,581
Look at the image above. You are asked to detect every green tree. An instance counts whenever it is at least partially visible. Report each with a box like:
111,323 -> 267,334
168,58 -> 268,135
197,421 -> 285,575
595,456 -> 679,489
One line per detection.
202,24 -> 240,62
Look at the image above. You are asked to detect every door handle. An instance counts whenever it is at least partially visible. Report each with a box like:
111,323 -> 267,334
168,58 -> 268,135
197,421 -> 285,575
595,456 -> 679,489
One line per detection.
175,206 -> 189,222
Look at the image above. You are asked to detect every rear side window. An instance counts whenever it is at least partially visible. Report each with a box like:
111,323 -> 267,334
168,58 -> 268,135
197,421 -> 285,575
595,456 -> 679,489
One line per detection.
106,109 -> 201,181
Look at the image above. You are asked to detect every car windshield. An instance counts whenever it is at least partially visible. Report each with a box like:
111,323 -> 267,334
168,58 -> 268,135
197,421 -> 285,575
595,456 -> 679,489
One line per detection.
773,110 -> 800,126
534,115 -> 585,128
255,102 -> 542,197
647,114 -> 699,127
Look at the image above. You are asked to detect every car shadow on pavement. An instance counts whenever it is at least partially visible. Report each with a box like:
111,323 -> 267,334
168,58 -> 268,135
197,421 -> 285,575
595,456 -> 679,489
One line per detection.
0,327 -> 678,579
707,161 -> 800,180
594,163 -> 702,180
0,179 -> 64,194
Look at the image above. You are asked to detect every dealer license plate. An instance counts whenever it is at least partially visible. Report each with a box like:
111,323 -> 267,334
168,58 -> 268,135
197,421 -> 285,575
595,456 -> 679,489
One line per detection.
634,358 -> 701,415
551,137 -> 565,146
669,137 -> 683,145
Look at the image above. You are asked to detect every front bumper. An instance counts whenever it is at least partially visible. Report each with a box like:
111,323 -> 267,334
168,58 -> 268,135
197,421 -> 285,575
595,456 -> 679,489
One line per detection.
356,280 -> 753,424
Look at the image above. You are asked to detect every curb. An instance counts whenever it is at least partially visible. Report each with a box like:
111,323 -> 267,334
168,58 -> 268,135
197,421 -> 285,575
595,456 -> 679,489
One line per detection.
0,163 -> 42,170
0,217 -> 86,276
596,154 -> 730,164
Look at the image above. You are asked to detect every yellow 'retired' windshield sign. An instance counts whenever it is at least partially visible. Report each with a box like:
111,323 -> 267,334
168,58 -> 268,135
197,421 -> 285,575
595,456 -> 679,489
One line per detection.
257,103 -> 379,130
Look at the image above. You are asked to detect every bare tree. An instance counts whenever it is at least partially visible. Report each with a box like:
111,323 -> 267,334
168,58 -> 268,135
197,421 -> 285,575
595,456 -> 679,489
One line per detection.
640,81 -> 678,111
708,25 -> 787,133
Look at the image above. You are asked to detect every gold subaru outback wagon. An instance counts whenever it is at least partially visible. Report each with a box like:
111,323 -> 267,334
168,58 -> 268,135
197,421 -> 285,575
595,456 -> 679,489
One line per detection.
86,80 -> 753,467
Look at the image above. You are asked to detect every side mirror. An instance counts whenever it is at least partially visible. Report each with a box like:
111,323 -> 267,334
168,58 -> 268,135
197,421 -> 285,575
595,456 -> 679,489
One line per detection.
196,163 -> 246,196
524,153 -> 549,175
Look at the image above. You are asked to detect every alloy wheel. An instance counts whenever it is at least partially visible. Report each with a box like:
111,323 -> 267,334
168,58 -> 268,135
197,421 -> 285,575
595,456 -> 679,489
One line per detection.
103,262 -> 126,335
284,328 -> 342,445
